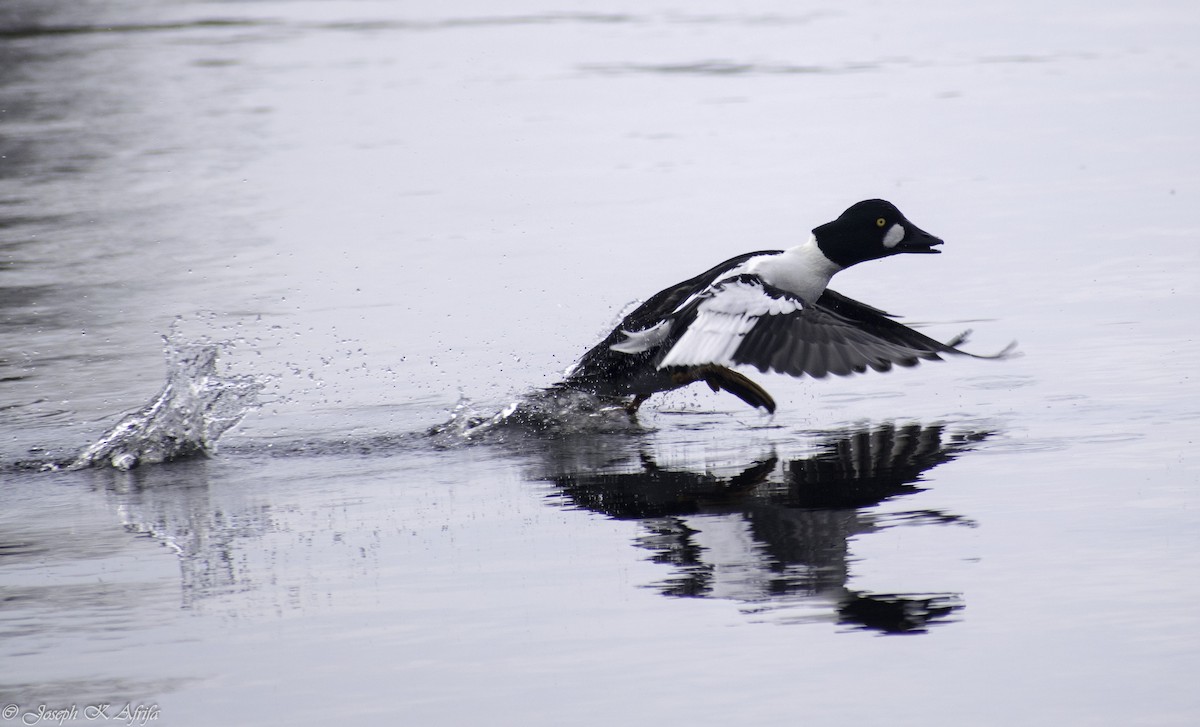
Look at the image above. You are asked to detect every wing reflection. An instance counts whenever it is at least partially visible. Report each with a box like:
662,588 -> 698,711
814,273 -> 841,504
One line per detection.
540,422 -> 987,633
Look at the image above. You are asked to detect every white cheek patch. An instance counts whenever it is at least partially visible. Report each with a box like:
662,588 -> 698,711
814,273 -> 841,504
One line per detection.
882,223 -> 905,248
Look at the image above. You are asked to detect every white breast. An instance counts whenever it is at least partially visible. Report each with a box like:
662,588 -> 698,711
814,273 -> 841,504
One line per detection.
746,235 -> 842,304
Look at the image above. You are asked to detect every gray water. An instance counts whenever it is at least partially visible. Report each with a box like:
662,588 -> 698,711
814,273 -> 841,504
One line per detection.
3,1 -> 1199,725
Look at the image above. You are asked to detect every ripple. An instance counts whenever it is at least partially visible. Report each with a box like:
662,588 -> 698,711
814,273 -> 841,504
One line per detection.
0,19 -> 268,40
581,59 -> 882,76
818,390 -> 907,404
964,375 -> 1037,390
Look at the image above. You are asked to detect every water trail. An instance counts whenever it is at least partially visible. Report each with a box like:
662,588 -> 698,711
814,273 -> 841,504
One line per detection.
426,386 -> 641,447
63,335 -> 264,470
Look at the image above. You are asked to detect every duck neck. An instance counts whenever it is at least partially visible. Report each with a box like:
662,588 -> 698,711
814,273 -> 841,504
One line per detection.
749,235 -> 843,304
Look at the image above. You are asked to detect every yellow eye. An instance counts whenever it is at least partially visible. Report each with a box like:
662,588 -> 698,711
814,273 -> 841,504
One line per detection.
876,217 -> 887,227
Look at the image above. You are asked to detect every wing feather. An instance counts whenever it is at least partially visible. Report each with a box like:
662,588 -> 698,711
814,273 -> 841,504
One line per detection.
653,275 -> 1013,380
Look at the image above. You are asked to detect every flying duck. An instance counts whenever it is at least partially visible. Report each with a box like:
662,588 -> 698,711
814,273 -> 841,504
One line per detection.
558,199 -> 1014,413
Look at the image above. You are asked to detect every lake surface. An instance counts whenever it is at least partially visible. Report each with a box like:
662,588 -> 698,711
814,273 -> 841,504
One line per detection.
3,1 -> 1199,725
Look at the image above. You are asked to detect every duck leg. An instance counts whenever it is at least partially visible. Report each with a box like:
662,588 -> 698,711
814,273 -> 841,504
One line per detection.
625,394 -> 651,414
695,366 -> 777,414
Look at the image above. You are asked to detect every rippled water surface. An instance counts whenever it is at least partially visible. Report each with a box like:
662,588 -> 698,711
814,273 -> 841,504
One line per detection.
3,1 -> 1199,725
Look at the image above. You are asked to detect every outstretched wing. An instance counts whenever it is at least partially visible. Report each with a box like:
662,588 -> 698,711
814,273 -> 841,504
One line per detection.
567,251 -> 782,390
609,250 -> 780,334
658,275 -> 1012,379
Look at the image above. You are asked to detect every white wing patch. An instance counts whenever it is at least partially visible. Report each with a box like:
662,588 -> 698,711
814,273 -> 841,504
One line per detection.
609,320 -> 672,354
658,279 -> 803,368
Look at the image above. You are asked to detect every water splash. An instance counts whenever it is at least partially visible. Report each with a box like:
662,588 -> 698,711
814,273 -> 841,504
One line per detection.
65,336 -> 264,470
427,386 -> 640,447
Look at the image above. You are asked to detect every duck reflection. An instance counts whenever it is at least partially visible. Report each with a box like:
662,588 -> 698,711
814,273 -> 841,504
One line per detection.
64,416 -> 987,633
539,422 -> 986,633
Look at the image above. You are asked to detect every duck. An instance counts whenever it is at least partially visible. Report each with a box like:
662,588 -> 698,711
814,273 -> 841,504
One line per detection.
558,199 -> 1015,413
